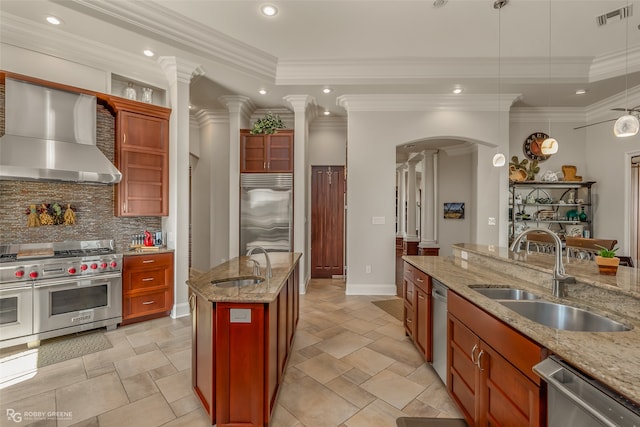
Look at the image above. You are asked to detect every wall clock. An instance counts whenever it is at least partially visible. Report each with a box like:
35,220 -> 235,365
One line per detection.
523,132 -> 551,162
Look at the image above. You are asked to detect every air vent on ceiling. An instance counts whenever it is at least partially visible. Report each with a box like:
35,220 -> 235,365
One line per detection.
596,4 -> 633,26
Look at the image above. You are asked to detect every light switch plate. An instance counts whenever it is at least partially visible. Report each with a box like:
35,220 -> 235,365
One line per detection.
230,308 -> 251,323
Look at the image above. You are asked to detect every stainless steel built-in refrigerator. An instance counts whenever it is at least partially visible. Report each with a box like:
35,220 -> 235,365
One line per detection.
240,173 -> 293,255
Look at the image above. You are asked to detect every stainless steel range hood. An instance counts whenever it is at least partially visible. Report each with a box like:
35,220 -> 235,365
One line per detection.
0,78 -> 122,184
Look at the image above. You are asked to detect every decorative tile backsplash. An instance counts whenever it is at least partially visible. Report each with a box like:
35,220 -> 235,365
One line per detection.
0,82 -> 161,252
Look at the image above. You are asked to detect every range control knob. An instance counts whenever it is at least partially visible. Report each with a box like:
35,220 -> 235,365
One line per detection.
29,271 -> 38,279
90,263 -> 98,270
100,262 -> 108,269
81,264 -> 88,271
68,267 -> 77,274
110,261 -> 118,268
15,270 -> 25,278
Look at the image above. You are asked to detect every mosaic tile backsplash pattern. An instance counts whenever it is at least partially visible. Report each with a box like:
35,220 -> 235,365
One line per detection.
0,82 -> 161,252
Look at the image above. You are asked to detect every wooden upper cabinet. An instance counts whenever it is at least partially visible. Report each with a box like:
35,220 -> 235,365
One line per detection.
106,97 -> 171,216
240,129 -> 293,173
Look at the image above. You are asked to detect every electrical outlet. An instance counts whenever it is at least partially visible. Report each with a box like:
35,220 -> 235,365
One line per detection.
365,265 -> 371,273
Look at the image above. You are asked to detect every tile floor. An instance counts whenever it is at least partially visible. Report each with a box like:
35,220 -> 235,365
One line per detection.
0,278 -> 461,426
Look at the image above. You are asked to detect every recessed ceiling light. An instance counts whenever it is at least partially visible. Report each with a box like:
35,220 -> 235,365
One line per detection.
261,4 -> 278,17
322,88 -> 332,94
452,87 -> 463,94
143,49 -> 155,57
258,89 -> 268,95
323,111 -> 331,116
575,89 -> 587,95
433,0 -> 448,7
46,16 -> 62,25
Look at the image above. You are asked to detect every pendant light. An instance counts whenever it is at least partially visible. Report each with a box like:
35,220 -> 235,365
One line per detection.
541,0 -> 559,155
614,1 -> 639,137
493,0 -> 506,167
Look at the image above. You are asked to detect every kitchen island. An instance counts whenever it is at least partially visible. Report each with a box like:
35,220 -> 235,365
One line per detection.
404,243 -> 640,410
186,252 -> 301,427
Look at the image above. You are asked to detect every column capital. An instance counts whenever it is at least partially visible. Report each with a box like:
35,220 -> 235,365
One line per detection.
283,95 -> 316,113
157,56 -> 205,84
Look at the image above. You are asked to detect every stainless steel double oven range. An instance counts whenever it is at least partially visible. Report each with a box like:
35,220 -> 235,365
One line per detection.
0,240 -> 122,348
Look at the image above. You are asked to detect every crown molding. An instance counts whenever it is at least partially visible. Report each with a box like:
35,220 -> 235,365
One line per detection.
310,116 -> 348,130
194,109 -> 229,127
590,45 -> 640,82
336,94 -> 522,112
510,107 -> 584,123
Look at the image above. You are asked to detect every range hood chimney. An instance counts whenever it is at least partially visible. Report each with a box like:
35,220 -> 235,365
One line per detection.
0,78 -> 122,184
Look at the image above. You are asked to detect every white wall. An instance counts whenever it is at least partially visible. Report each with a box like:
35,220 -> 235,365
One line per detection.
309,118 -> 347,166
438,149 -> 474,257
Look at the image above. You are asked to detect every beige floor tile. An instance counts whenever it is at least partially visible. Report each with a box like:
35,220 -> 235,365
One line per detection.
269,403 -> 304,427
82,343 -> 136,373
166,348 -> 190,371
97,393 -> 175,427
416,381 -> 462,417
1,358 -> 87,405
342,317 -> 382,335
361,370 -> 425,410
291,329 -> 322,350
374,322 -> 406,340
147,363 -> 178,381
326,375 -> 377,408
113,349 -> 171,379
0,389 -> 56,425
297,344 -> 323,359
402,398 -> 444,418
132,342 -> 160,355
314,331 -> 373,359
68,416 -> 99,427
342,347 -> 395,376
155,368 -> 192,403
344,399 -> 406,427
121,371 -> 159,402
55,371 -> 129,427
342,367 -> 371,385
367,336 -> 426,368
169,393 -> 201,417
160,408 -> 211,427
296,352 -> 353,384
157,332 -> 191,355
278,375 -> 359,427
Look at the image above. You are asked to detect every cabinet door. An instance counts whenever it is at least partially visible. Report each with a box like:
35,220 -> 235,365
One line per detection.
116,111 -> 169,216
448,313 -> 481,426
403,278 -> 415,336
241,133 -> 268,172
266,132 -> 293,172
191,292 -> 215,424
415,286 -> 430,360
479,344 -> 541,427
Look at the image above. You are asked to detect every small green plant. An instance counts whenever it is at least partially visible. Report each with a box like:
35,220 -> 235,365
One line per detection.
595,245 -> 618,258
250,112 -> 286,135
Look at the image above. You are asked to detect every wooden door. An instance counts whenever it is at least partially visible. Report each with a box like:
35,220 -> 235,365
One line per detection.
311,166 -> 345,278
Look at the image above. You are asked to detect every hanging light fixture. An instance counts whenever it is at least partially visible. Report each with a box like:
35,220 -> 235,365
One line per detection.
493,0 -> 506,167
541,0 -> 559,155
614,1 -> 639,137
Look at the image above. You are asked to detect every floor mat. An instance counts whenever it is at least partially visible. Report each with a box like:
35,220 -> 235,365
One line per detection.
36,329 -> 113,368
372,298 -> 404,321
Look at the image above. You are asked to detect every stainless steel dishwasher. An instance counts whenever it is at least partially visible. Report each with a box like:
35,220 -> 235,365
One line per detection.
534,356 -> 640,427
431,279 -> 448,383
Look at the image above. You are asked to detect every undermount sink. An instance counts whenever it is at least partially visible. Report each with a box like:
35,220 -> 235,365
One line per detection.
212,276 -> 264,288
499,300 -> 631,332
471,286 -> 541,300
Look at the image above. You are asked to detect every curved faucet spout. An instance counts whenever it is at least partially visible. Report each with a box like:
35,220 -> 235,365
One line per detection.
246,246 -> 272,279
510,228 -> 575,297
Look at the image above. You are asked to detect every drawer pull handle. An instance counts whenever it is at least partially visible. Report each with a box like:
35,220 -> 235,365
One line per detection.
406,318 -> 412,324
416,277 -> 424,282
142,260 -> 155,264
142,301 -> 155,305
471,344 -> 479,364
477,350 -> 485,371
189,294 -> 196,312
142,278 -> 155,282
418,294 -> 425,300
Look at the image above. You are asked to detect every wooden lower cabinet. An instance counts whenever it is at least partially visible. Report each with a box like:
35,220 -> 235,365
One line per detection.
191,264 -> 299,426
447,291 -> 546,427
122,252 -> 174,325
403,261 -> 432,361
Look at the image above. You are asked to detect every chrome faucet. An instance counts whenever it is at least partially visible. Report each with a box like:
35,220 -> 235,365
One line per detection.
246,246 -> 272,279
247,258 -> 261,276
510,228 -> 575,298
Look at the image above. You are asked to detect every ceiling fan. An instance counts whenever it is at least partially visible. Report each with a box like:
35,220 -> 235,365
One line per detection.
573,106 -> 640,130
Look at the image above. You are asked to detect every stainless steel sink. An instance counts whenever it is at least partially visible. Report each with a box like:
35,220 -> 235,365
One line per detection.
498,300 -> 631,332
471,286 -> 541,300
211,276 -> 264,288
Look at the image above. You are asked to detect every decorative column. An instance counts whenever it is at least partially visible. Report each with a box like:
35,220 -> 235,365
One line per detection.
218,95 -> 254,258
158,56 -> 204,318
419,150 -> 440,256
396,165 -> 407,238
283,95 -> 316,293
404,156 -> 420,255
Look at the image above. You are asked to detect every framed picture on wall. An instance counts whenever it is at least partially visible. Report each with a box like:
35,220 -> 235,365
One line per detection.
444,202 -> 465,219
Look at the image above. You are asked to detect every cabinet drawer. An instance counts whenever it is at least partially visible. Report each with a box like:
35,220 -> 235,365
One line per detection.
128,268 -> 167,291
412,269 -> 429,291
124,252 -> 173,270
404,279 -> 415,308
127,291 -> 169,316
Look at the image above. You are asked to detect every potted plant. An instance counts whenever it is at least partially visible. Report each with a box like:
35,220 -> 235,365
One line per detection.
250,112 -> 286,135
594,245 -> 620,275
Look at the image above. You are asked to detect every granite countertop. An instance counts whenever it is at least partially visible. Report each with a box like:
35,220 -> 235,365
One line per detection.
123,247 -> 175,256
186,252 -> 301,303
404,246 -> 640,404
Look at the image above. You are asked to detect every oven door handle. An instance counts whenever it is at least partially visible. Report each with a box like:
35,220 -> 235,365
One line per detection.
0,283 -> 34,292
32,273 -> 122,288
